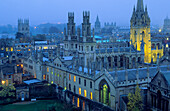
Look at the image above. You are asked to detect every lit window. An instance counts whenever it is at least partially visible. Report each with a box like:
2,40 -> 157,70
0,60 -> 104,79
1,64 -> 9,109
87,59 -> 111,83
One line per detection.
72,96 -> 74,104
74,76 -> 76,82
51,81 -> 53,84
28,49 -> 31,51
11,48 -> 13,51
64,87 -> 67,90
79,88 -> 81,95
167,38 -> 169,40
166,44 -> 168,48
44,47 -> 48,49
6,48 -> 8,51
1,48 -> 3,50
69,74 -> 71,80
47,67 -> 49,72
77,98 -> 80,107
83,101 -> 85,110
90,92 -> 93,100
43,75 -> 46,80
21,64 -> 23,68
84,90 -> 87,97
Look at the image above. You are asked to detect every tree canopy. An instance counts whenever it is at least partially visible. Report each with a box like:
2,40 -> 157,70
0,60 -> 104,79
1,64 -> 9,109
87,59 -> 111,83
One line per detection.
127,85 -> 143,111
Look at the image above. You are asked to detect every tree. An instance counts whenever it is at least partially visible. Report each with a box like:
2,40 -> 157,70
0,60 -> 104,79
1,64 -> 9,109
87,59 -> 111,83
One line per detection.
49,26 -> 60,33
0,82 -> 15,98
127,85 -> 143,111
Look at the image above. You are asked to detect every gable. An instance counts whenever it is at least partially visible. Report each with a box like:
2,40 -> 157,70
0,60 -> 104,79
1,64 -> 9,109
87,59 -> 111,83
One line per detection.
150,71 -> 169,89
53,57 -> 63,67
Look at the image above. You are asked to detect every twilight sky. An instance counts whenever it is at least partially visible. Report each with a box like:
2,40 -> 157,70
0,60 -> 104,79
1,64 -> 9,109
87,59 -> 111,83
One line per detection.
0,0 -> 169,27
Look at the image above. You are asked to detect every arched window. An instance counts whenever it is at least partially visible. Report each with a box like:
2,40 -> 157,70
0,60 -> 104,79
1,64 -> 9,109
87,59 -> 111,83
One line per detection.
99,79 -> 110,106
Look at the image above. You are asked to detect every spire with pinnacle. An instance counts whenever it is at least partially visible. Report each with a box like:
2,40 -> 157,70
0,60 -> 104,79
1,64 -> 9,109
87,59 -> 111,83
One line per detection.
137,0 -> 144,12
96,15 -> 99,22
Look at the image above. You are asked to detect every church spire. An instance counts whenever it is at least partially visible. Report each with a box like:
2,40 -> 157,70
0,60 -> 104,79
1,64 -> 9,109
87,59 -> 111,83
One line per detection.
96,15 -> 99,22
137,0 -> 144,12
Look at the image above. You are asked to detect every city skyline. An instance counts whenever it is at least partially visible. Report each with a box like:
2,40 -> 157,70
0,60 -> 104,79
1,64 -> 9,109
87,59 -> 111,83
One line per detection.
0,0 -> 169,26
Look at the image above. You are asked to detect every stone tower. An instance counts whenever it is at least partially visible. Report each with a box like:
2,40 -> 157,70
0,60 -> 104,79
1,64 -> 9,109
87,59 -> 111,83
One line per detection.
82,11 -> 91,37
130,0 -> 151,63
95,15 -> 101,34
67,12 -> 76,36
18,19 -> 30,37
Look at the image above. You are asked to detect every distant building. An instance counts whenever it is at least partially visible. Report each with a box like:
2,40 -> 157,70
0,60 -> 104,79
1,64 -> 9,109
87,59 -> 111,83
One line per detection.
163,16 -> 170,33
101,22 -> 116,34
18,19 -> 30,37
95,15 -> 101,34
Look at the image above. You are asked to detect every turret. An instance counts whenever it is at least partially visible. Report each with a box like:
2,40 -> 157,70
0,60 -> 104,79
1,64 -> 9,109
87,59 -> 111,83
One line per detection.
82,11 -> 91,37
67,12 -> 75,36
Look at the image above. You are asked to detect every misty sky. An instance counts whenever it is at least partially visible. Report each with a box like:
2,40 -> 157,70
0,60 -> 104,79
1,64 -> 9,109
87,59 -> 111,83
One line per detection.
0,0 -> 169,27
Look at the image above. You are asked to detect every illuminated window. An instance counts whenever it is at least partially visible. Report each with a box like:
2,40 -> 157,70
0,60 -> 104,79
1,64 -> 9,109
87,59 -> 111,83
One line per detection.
1,48 -> 3,50
44,47 -> 48,49
167,38 -> 169,40
90,92 -> 93,100
11,48 -> 13,51
64,87 -> 66,90
79,88 -> 81,95
77,98 -> 80,107
51,81 -> 53,84
74,76 -> 76,82
21,64 -> 23,68
84,90 -> 87,97
6,48 -> 8,51
43,75 -> 46,80
72,96 -> 74,104
47,67 -> 49,72
166,44 -> 168,48
83,101 -> 85,110
69,74 -> 71,80
28,49 -> 31,51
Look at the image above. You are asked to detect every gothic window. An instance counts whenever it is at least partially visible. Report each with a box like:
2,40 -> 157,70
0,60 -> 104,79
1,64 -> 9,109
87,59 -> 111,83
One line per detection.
90,81 -> 92,88
99,79 -> 111,106
74,85 -> 76,93
69,84 -> 71,90
91,46 -> 93,51
84,79 -> 86,86
79,78 -> 81,84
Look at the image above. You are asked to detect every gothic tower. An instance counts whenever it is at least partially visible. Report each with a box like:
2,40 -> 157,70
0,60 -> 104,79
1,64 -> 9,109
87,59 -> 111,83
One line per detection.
18,19 -> 30,37
95,15 -> 101,34
67,12 -> 75,36
82,11 -> 91,37
130,0 -> 151,63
